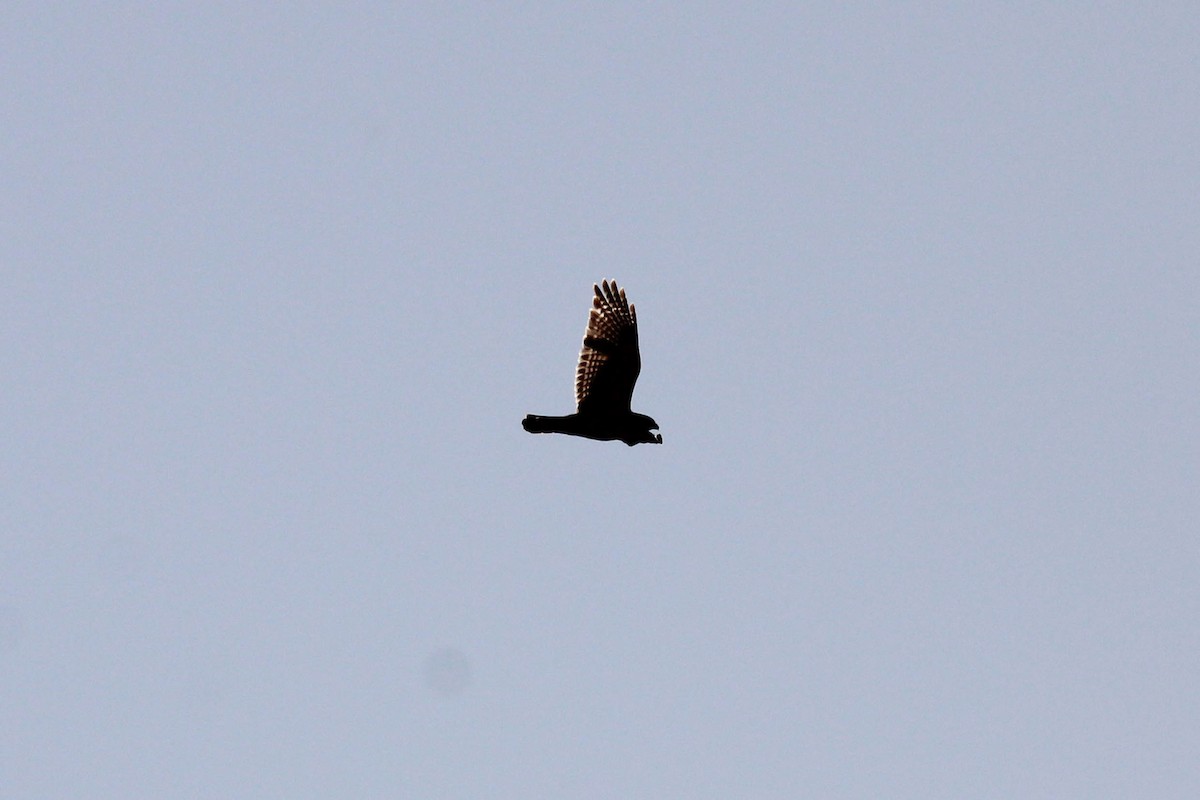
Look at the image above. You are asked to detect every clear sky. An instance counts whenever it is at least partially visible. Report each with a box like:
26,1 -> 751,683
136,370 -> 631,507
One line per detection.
3,4 -> 1197,797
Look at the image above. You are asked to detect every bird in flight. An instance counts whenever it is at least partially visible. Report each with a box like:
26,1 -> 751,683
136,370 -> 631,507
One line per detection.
522,280 -> 662,446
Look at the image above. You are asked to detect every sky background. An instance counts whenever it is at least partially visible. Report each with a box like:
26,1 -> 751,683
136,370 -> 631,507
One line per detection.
3,3 -> 1198,798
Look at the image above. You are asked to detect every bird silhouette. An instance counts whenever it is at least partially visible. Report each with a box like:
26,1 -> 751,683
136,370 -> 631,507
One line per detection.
522,280 -> 662,446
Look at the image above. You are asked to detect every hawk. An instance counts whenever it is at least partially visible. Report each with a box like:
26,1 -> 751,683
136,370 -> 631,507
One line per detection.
522,280 -> 662,446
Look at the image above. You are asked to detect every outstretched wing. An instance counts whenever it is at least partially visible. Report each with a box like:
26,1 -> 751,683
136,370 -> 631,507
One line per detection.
574,280 -> 642,414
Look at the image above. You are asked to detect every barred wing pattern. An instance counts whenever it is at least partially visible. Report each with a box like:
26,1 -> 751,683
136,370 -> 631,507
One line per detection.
521,279 -> 660,445
575,280 -> 641,414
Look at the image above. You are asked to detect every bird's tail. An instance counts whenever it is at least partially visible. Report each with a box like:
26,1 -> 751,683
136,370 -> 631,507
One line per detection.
522,414 -> 572,435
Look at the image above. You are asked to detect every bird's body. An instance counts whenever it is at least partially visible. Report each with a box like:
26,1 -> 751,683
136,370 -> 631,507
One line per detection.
522,280 -> 662,446
521,411 -> 661,444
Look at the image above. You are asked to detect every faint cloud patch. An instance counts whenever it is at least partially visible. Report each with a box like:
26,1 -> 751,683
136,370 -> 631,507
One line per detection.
423,647 -> 472,696
93,534 -> 147,598
176,667 -> 229,710
0,606 -> 27,657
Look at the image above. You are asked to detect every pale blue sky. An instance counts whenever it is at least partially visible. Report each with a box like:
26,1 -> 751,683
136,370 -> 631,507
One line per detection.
3,4 -> 1198,797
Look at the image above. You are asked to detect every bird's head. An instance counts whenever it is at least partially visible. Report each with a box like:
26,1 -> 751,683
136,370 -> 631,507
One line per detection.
623,414 -> 662,446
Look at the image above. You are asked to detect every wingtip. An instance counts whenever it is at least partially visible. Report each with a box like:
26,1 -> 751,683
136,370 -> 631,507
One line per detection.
594,279 -> 627,308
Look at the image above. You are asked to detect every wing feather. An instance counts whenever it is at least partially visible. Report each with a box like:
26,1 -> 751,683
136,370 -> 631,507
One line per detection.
574,280 -> 642,413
